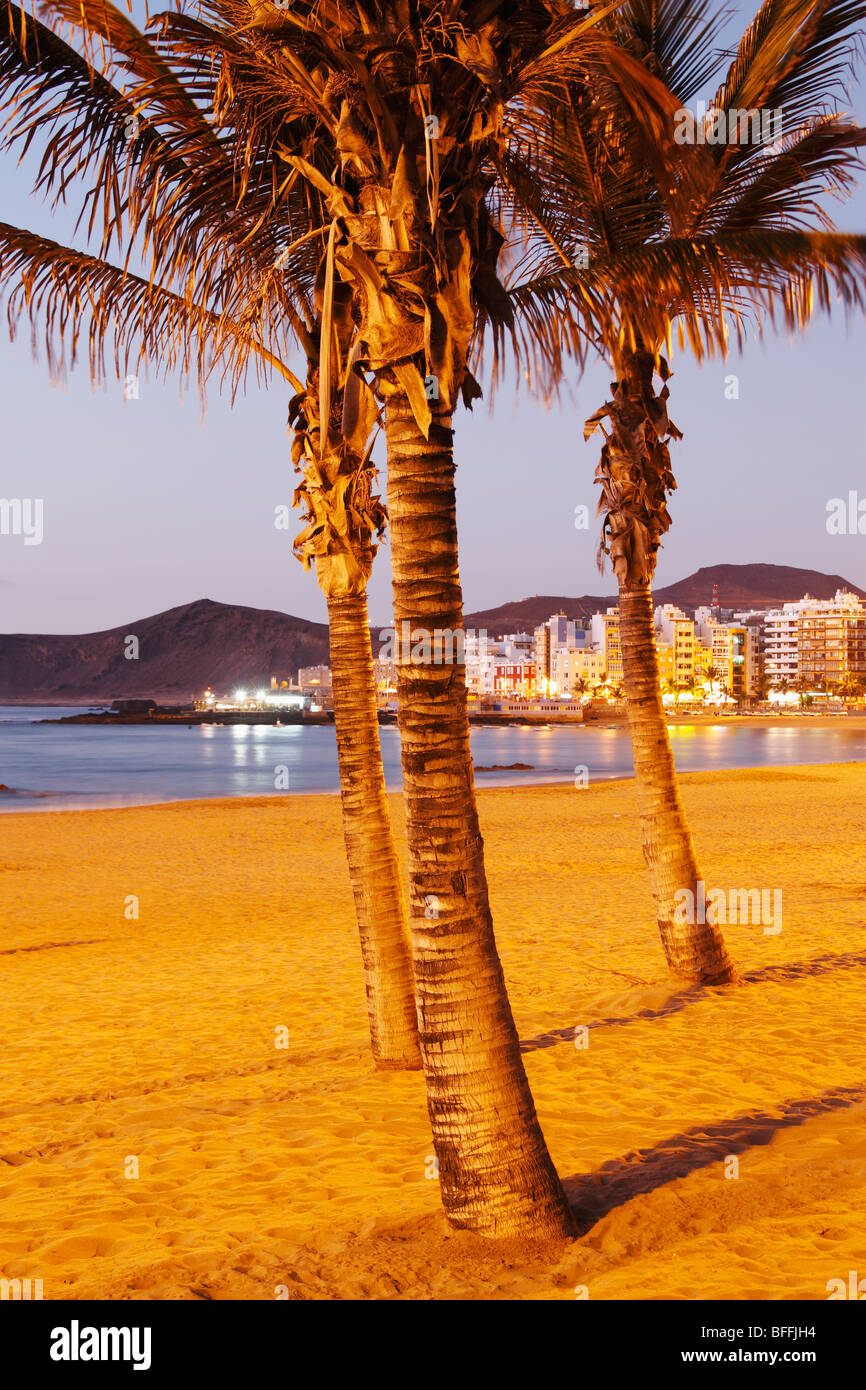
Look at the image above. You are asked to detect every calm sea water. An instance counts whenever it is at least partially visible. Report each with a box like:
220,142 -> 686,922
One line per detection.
1,705 -> 864,812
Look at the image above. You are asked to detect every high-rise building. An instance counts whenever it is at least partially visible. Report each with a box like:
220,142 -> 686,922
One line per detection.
590,608 -> 623,683
708,625 -> 760,699
695,607 -> 762,698
654,604 -> 696,688
763,590 -> 866,688
797,594 -> 866,686
533,613 -> 581,693
762,607 -> 799,687
533,623 -> 551,690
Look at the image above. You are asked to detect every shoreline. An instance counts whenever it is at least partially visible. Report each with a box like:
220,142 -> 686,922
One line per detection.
663,712 -> 866,728
16,707 -> 866,730
2,756 -> 865,816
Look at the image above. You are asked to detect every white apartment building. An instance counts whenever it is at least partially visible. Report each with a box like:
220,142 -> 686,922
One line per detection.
465,631 -> 536,696
463,631 -> 497,695
763,590 -> 866,688
762,608 -> 799,686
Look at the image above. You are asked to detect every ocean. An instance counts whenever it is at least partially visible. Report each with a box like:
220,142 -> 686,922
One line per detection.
1,705 -> 865,812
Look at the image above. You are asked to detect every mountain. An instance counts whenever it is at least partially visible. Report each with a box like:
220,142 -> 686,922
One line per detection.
0,598 -> 330,703
462,564 -> 866,633
653,563 -> 866,611
3,565 -> 864,702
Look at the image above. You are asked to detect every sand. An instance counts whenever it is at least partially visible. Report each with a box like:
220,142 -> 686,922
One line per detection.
1,764 -> 865,1301
663,713 -> 866,728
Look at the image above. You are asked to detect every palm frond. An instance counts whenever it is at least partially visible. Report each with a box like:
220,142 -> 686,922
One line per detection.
507,229 -> 866,368
713,0 -> 866,133
0,220 -> 303,397
616,0 -> 734,101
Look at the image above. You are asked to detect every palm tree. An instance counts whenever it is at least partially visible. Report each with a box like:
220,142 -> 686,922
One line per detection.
0,0 -> 420,1069
505,0 -> 866,983
167,0 -> 665,1238
836,673 -> 863,701
290,330 -> 421,1069
6,0 -> 643,1236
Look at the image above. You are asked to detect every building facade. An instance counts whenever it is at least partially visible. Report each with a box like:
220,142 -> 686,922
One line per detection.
552,645 -> 606,694
763,590 -> 866,689
654,605 -> 696,688
589,608 -> 623,684
298,665 -> 333,694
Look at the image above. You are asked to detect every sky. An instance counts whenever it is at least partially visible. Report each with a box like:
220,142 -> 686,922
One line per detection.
1,3 -> 865,636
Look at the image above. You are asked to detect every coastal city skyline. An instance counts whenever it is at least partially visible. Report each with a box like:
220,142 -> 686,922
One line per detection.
214,585 -> 866,712
4,560 -> 864,709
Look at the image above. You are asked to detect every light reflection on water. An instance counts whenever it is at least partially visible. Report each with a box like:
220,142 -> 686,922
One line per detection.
0,706 -> 864,812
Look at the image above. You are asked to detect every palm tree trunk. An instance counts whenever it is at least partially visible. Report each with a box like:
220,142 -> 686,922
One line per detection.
617,579 -> 737,984
384,392 -> 573,1238
327,590 -> 422,1069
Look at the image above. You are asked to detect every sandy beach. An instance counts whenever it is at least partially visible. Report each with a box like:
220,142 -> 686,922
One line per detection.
1,764 -> 864,1301
663,713 -> 866,729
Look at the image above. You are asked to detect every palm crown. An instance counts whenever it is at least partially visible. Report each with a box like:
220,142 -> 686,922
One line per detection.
501,0 -> 866,580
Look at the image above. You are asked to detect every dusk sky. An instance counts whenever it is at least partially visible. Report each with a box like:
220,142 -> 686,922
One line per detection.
1,3 -> 865,635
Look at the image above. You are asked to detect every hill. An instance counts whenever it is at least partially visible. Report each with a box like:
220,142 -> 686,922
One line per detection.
462,563 -> 866,633
0,598 -> 329,703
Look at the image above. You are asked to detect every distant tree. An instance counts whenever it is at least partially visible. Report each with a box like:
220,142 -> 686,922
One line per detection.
509,0 -> 866,983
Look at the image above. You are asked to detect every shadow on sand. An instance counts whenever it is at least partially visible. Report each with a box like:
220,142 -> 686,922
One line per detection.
519,949 -> 866,1053
562,1084 -> 866,1235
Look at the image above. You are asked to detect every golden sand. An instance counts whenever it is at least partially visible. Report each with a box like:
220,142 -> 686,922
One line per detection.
1,765 -> 865,1300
